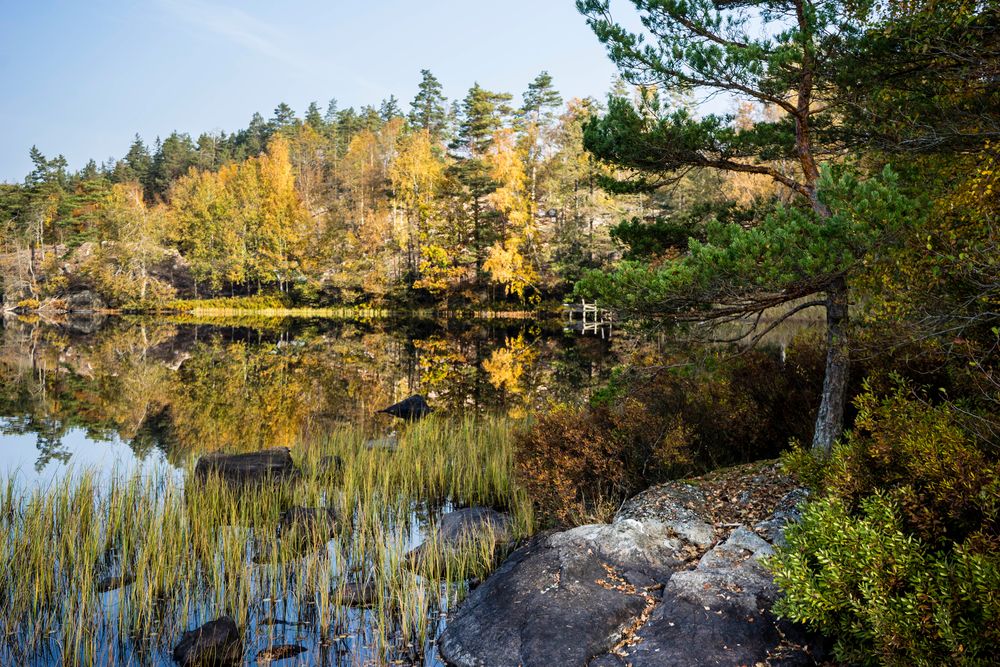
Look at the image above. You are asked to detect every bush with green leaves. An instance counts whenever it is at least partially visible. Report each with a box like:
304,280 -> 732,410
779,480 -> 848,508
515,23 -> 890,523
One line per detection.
770,382 -> 1000,665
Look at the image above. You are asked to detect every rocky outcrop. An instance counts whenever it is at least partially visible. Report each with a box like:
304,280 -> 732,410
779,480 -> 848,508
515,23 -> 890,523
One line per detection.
440,476 -> 822,667
172,616 -> 242,666
64,290 -> 105,313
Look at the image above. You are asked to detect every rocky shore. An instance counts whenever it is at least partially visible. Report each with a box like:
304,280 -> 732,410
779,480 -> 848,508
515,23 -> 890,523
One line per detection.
440,462 -> 826,667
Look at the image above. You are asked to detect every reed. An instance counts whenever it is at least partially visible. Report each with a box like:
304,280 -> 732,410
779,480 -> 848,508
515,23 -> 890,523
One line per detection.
0,416 -> 530,665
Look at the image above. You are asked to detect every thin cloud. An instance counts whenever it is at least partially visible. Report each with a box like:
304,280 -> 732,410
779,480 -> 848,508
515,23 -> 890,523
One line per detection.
157,0 -> 311,75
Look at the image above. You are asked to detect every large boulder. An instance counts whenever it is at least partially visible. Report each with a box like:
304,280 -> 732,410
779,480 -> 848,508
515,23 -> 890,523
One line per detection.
621,527 -> 794,667
441,474 -> 823,667
64,289 -> 105,313
194,447 -> 297,484
439,532 -> 656,667
378,394 -> 433,421
172,616 -> 242,666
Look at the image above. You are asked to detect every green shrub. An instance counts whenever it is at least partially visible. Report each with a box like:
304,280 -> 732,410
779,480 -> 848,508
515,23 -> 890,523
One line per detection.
771,383 -> 1000,665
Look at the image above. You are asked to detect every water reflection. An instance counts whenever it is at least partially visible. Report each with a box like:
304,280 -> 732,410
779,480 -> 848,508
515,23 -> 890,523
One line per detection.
0,315 -> 615,476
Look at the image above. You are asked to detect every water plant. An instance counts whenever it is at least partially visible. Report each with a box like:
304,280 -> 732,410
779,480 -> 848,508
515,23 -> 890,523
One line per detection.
0,416 -> 531,665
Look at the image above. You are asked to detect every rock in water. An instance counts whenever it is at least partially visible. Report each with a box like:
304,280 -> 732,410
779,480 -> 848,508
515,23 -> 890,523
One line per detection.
194,447 -> 296,484
255,644 -> 307,663
172,616 -> 242,666
438,507 -> 512,545
277,506 -> 338,538
95,573 -> 135,593
336,581 -> 379,608
406,507 -> 512,571
378,394 -> 432,421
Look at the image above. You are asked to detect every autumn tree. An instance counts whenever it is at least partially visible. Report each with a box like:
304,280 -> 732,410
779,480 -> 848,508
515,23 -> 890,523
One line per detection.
450,84 -> 514,282
389,128 -> 446,280
171,137 -> 308,294
87,183 -> 176,305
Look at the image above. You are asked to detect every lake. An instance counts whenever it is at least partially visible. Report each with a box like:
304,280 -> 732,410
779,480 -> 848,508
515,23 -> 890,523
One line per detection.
0,314 -> 617,666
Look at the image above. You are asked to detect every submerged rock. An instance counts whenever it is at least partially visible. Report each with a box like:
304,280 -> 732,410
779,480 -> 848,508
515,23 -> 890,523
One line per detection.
364,432 -> 399,451
255,644 -> 307,663
438,507 -> 512,545
172,616 -> 242,666
407,507 -> 512,570
277,506 -> 337,538
194,447 -> 297,484
95,573 -> 135,593
336,581 -> 378,608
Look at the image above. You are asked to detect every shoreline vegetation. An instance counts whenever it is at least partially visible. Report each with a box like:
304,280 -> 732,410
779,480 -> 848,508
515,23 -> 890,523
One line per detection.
2,294 -> 556,321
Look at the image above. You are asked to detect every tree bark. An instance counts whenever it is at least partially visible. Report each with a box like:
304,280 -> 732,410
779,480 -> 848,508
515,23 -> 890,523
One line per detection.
812,276 -> 849,454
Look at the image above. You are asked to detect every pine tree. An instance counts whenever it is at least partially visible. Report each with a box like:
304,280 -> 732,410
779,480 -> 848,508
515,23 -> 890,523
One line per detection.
575,0 -> 910,452
522,71 -> 563,126
409,69 -> 448,140
26,146 -> 50,186
450,84 -> 514,280
271,103 -> 297,132
379,95 -> 402,121
118,135 -> 152,186
305,102 -> 324,131
147,132 -> 197,200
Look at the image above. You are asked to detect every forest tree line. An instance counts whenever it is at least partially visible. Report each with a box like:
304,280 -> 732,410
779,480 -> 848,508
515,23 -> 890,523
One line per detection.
0,71 -> 753,309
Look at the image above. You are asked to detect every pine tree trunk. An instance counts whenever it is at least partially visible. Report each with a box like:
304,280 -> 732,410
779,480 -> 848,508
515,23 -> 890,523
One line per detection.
811,276 -> 849,454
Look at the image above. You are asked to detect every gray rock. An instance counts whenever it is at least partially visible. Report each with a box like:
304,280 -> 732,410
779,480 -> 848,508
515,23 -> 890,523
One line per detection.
439,534 -> 653,667
194,447 -> 297,484
622,520 -> 814,667
336,581 -> 378,608
624,591 -> 783,667
548,519 -> 686,581
64,290 -> 105,313
616,483 -> 716,550
754,488 -> 809,548
408,507 -> 512,573
442,484 -> 820,667
364,432 -> 399,451
438,507 -> 512,545
172,616 -> 242,666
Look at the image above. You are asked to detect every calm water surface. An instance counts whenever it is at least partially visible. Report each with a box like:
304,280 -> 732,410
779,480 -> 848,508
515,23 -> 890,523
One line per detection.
0,314 -> 616,666
0,315 -> 615,481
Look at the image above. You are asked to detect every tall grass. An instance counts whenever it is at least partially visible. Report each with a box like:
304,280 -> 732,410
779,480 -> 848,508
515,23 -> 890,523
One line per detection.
0,416 -> 530,665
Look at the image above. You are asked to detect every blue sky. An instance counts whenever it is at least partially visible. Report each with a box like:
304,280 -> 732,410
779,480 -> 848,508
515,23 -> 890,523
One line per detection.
0,0 -> 627,182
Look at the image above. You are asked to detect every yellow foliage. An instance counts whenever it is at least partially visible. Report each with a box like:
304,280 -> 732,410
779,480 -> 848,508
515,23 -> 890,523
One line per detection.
483,334 -> 537,396
483,237 -> 538,300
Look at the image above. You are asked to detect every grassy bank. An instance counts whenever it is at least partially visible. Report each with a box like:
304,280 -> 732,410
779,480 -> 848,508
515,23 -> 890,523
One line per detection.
0,416 -> 531,665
